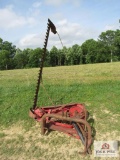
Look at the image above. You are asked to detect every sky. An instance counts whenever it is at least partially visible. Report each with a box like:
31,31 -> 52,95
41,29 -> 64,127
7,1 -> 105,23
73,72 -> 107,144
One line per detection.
0,0 -> 120,50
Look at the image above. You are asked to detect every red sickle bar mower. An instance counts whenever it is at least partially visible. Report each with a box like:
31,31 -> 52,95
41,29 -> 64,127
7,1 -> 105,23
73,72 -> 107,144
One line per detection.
29,19 -> 93,155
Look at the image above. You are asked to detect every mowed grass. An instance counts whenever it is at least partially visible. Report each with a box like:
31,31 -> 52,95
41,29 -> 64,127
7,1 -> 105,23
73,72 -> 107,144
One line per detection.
0,62 -> 120,160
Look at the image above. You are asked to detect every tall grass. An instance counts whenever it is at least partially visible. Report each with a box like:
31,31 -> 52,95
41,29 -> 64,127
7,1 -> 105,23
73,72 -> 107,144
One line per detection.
0,62 -> 120,129
0,62 -> 120,160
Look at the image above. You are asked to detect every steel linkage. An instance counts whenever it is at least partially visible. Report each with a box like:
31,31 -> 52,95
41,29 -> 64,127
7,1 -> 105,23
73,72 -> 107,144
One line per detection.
29,19 -> 93,155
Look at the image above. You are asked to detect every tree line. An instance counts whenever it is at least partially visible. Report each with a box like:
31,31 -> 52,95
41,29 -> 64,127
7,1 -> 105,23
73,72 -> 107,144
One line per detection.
0,29 -> 120,70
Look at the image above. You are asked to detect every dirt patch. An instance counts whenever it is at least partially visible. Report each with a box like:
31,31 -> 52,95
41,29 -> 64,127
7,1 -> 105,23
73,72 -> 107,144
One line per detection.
0,121 -> 120,160
1,122 -> 25,139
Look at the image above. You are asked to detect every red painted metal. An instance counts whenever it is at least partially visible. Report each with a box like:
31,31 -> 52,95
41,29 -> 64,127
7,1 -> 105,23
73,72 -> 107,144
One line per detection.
29,19 -> 93,155
30,103 -> 86,121
29,103 -> 92,154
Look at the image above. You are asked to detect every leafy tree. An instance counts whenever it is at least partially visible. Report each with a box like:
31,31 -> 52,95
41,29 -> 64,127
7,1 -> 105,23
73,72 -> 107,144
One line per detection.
0,38 -> 3,50
0,40 -> 16,70
22,48 -> 32,68
60,46 -> 67,65
43,49 -> 50,67
28,48 -> 43,68
49,46 -> 58,66
57,49 -> 65,66
98,30 -> 116,62
95,43 -> 110,63
0,29 -> 120,70
14,48 -> 31,69
63,46 -> 71,65
0,50 -> 10,70
114,29 -> 120,61
81,39 -> 98,64
71,44 -> 82,65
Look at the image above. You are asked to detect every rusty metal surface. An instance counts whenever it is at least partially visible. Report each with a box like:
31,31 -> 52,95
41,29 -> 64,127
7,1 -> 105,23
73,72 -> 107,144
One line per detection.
32,19 -> 57,110
30,19 -> 93,155
48,124 -> 77,135
29,103 -> 92,154
30,103 -> 87,121
40,113 -> 92,155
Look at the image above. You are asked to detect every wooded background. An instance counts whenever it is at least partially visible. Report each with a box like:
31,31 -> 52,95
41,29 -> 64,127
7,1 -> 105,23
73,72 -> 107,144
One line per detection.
0,29 -> 120,70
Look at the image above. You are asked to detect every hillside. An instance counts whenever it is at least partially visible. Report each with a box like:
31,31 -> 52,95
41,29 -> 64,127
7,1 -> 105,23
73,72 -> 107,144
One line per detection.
0,62 -> 120,160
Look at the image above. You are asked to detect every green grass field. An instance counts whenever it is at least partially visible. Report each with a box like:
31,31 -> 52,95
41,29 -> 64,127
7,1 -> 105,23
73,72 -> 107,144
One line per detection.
0,62 -> 120,160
